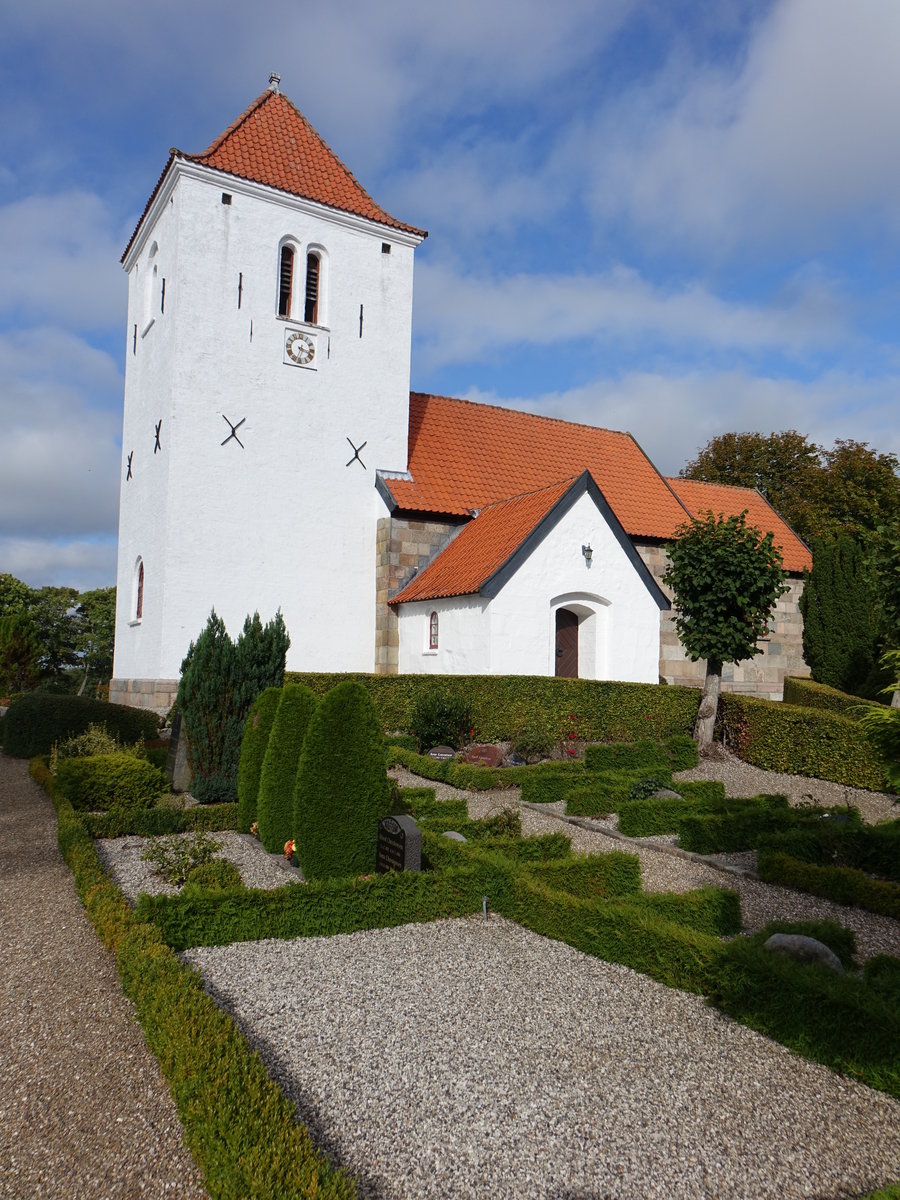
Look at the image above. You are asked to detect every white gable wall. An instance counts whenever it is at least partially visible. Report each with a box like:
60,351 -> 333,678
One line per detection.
113,164 -> 420,683
396,491 -> 662,681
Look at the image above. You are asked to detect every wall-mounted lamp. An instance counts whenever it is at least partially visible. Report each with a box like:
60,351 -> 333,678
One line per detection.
581,544 -> 593,564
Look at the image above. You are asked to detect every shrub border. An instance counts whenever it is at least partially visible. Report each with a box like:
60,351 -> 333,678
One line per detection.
32,758 -> 357,1200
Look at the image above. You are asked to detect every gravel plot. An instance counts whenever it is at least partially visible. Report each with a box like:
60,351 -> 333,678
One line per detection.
390,765 -> 900,962
96,831 -> 302,902
183,915 -> 900,1200
0,754 -> 207,1200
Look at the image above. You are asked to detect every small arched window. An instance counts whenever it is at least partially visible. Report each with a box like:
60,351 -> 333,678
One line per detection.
135,559 -> 144,620
429,611 -> 439,650
278,245 -> 294,317
305,252 -> 320,324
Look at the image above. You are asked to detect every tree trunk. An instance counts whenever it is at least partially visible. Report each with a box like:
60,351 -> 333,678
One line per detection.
694,659 -> 722,755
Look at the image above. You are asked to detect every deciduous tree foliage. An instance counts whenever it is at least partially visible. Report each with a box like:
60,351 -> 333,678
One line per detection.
682,431 -> 900,549
800,537 -> 876,697
663,511 -> 787,751
0,612 -> 42,695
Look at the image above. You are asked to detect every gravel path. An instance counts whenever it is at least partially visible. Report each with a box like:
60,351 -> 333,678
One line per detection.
0,753 -> 208,1200
184,915 -> 900,1200
389,760 -> 900,963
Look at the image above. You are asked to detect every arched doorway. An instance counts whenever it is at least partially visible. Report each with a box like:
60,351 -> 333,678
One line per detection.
555,608 -> 579,677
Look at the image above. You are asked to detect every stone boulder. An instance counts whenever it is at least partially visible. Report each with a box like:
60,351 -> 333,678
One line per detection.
763,933 -> 844,973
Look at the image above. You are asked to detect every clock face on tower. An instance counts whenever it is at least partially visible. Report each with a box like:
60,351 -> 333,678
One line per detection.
284,329 -> 316,367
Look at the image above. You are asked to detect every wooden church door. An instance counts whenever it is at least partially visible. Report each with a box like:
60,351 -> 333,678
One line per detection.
555,608 -> 579,678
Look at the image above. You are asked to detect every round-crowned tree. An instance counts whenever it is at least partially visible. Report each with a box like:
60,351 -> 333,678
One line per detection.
256,684 -> 317,853
236,686 -> 283,832
293,680 -> 391,880
663,510 -> 787,752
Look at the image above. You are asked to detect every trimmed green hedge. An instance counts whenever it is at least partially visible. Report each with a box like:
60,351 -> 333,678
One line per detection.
236,686 -> 282,833
3,692 -> 159,758
55,753 -> 167,812
294,681 -> 391,880
759,820 -> 900,882
615,786 -> 746,840
290,672 -> 700,745
584,738 -> 670,772
757,851 -> 900,920
624,887 -> 742,937
524,852 -> 641,900
564,770 -> 675,817
84,802 -> 239,839
30,758 -> 357,1199
709,926 -> 900,1097
783,676 -> 885,721
719,693 -> 889,790
136,865 -> 491,951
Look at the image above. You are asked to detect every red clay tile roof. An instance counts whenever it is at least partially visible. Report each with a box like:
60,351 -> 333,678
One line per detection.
666,477 -> 812,573
390,478 -> 577,604
383,393 -> 690,539
123,87 -> 425,261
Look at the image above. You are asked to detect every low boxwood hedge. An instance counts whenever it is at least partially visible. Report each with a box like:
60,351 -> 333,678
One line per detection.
584,738 -> 670,772
564,770 -> 675,817
55,753 -> 167,812
708,925 -> 900,1097
84,802 -> 239,839
757,851 -> 900,920
31,758 -> 357,1199
4,692 -> 159,758
719,693 -> 889,791
759,820 -> 900,883
524,851 -> 641,900
615,787 -> 751,840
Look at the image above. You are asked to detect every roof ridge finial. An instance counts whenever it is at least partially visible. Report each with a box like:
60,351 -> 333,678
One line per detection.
268,71 -> 281,94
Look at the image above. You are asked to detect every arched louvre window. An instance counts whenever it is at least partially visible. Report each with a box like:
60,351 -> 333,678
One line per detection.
429,610 -> 439,650
136,561 -> 144,620
278,245 -> 294,317
305,252 -> 320,324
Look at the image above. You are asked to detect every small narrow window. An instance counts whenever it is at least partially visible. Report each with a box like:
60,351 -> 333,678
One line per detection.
305,252 -> 320,324
136,561 -> 144,620
278,245 -> 294,317
429,611 -> 439,650
221,192 -> 232,205
381,242 -> 391,255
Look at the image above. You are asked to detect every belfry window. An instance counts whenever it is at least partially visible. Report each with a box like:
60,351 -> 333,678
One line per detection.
278,245 -> 294,317
429,611 -> 439,650
305,252 -> 320,324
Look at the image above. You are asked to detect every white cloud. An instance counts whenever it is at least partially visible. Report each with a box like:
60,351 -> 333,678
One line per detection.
587,0 -> 900,250
0,329 -> 122,538
414,259 -> 849,368
0,191 -> 126,330
465,367 -> 900,478
0,536 -> 117,591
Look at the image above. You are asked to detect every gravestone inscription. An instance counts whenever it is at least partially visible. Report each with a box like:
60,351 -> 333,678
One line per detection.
166,711 -> 191,793
377,814 -> 422,874
464,743 -> 504,768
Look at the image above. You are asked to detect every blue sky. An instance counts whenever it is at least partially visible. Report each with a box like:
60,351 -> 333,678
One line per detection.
2,0 -> 899,591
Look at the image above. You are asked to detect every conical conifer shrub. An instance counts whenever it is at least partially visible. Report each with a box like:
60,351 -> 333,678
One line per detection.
257,683 -> 317,853
294,680 -> 391,880
236,686 -> 282,832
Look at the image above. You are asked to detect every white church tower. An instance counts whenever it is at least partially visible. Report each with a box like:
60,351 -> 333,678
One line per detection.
111,76 -> 427,711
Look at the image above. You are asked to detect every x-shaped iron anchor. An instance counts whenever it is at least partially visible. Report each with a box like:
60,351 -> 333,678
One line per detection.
221,414 -> 246,448
154,419 -> 162,454
126,451 -> 133,481
346,437 -> 367,468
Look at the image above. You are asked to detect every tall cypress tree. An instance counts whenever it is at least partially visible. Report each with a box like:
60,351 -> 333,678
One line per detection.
799,537 -> 876,696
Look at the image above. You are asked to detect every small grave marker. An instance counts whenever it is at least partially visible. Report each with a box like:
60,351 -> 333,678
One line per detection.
428,745 -> 456,760
377,815 -> 422,874
463,743 -> 504,768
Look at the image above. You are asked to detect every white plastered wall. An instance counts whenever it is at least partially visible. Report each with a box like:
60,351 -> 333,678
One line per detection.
396,491 -> 662,681
113,163 -> 421,682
